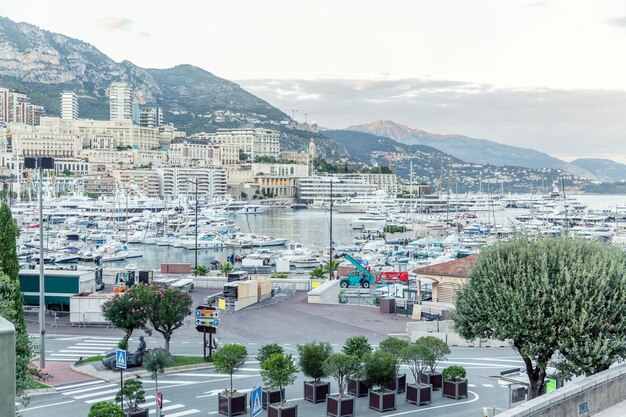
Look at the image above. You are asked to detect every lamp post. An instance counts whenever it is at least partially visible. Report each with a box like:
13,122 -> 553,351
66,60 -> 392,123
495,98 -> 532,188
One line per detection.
24,156 -> 54,369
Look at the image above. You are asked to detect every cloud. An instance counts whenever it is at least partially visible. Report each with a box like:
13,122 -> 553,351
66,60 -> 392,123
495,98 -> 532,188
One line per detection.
98,16 -> 134,30
608,16 -> 626,28
240,77 -> 626,161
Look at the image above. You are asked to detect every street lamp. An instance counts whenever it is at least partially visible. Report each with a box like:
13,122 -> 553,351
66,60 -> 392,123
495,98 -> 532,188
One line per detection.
24,156 -> 55,369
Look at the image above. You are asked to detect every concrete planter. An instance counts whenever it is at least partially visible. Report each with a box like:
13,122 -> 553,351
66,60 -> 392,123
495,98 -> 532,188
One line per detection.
326,394 -> 355,417
368,389 -> 396,412
347,378 -> 369,397
218,392 -> 248,416
304,381 -> 330,403
262,387 -> 285,409
268,402 -> 298,417
442,379 -> 468,400
386,374 -> 406,393
421,371 -> 443,390
406,383 -> 432,405
125,410 -> 148,417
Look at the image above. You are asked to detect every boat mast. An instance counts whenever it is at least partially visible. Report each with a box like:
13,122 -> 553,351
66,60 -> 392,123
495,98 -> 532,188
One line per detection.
329,178 -> 333,280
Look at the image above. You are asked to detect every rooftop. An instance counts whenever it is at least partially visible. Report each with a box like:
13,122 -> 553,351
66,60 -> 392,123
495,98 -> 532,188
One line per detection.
413,254 -> 478,278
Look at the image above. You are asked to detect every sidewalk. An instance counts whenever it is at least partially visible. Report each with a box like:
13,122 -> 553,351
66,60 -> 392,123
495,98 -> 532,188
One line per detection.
33,361 -> 96,386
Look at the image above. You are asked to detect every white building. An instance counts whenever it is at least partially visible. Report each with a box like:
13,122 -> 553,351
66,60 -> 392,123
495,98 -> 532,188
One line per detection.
109,82 -> 133,121
60,91 -> 78,120
157,167 -> 227,198
297,176 -> 376,204
211,128 -> 280,159
139,107 -> 163,128
167,138 -> 222,167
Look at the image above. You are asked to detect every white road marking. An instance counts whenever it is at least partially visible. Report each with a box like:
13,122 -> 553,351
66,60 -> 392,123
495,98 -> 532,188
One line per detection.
56,380 -> 103,391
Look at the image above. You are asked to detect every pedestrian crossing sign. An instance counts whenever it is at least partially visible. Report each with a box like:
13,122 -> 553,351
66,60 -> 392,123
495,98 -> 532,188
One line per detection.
251,386 -> 262,417
116,348 -> 127,369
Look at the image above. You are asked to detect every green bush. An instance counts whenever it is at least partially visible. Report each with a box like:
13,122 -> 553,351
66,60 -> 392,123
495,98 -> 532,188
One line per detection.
298,342 -> 333,382
115,379 -> 145,411
342,336 -> 372,360
362,350 -> 397,391
442,365 -> 466,381
256,343 -> 284,366
420,336 -> 451,372
260,353 -> 298,401
379,336 -> 409,374
88,402 -> 124,417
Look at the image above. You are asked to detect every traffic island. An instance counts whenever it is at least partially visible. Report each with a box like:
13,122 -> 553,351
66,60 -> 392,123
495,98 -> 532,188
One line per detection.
326,394 -> 355,417
268,402 -> 298,417
218,392 -> 248,416
368,389 -> 397,412
347,378 -> 369,397
406,383 -> 432,405
304,380 -> 330,403
262,387 -> 285,409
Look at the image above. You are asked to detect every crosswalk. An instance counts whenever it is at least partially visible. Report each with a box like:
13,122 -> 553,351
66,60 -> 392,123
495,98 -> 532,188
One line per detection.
56,380 -> 201,417
49,337 -> 119,362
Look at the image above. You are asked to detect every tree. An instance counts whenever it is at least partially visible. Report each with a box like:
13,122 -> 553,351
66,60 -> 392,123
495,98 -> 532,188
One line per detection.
309,266 -> 325,279
400,340 -> 430,385
193,265 -> 208,276
454,235 -> 626,399
378,336 -> 409,375
256,342 -> 284,367
219,262 -> 233,277
115,379 -> 146,412
362,350 -> 397,391
101,285 -> 152,349
88,402 -> 124,417
323,259 -> 339,279
239,150 -> 249,161
297,342 -> 333,382
144,348 -> 172,393
419,336 -> 450,373
212,344 -> 248,394
323,354 -> 361,398
148,287 -> 193,352
342,336 -> 372,360
260,353 -> 298,403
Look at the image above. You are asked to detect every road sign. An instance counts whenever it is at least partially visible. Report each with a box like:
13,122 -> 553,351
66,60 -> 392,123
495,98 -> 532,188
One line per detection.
251,386 -> 262,417
156,391 -> 163,408
195,317 -> 219,326
115,348 -> 127,370
196,309 -> 219,318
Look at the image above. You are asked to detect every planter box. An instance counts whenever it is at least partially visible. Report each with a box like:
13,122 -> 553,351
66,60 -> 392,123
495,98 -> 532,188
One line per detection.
421,371 -> 443,390
326,395 -> 355,417
406,383 -> 432,405
304,381 -> 330,403
380,298 -> 396,314
368,389 -> 396,412
442,379 -> 468,400
386,374 -> 406,393
268,402 -> 298,417
262,387 -> 285,409
218,392 -> 248,416
125,410 -> 148,417
347,378 -> 369,397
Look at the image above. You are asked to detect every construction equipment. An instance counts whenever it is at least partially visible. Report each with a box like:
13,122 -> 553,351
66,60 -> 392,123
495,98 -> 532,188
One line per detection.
339,255 -> 376,288
376,271 -> 410,283
113,270 -> 136,293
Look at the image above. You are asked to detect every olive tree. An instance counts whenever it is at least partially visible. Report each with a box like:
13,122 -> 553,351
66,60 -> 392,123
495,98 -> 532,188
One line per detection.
454,235 -> 626,399
260,353 -> 299,403
212,344 -> 248,394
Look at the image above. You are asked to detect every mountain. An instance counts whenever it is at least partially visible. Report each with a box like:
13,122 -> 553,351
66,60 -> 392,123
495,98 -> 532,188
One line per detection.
347,120 -> 597,178
570,158 -> 626,182
322,129 -> 577,193
0,16 -> 345,157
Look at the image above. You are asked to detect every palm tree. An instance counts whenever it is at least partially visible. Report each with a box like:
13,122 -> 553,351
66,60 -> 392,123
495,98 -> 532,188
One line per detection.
193,265 -> 208,276
309,266 -> 325,279
323,259 -> 339,279
220,261 -> 233,277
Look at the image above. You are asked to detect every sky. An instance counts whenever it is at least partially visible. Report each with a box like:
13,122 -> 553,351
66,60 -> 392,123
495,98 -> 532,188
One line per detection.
2,0 -> 626,162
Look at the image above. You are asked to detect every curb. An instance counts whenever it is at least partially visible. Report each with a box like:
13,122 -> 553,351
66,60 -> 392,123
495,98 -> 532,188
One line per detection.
24,387 -> 56,396
71,361 -> 215,382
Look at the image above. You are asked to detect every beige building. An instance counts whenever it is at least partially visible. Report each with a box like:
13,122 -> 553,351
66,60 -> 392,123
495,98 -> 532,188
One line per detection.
109,82 -> 133,121
111,169 -> 160,197
167,138 -> 222,167
10,128 -> 82,159
211,128 -> 280,159
413,255 -> 477,304
227,162 -> 308,199
81,173 -> 116,196
82,149 -> 166,172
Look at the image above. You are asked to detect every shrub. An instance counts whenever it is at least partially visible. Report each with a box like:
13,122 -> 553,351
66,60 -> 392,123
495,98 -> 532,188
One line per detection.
420,336 -> 451,372
324,354 -> 361,398
115,379 -> 145,411
256,343 -> 284,367
362,350 -> 397,391
379,336 -> 409,374
442,365 -> 466,381
88,402 -> 124,417
297,342 -> 333,382
342,336 -> 372,360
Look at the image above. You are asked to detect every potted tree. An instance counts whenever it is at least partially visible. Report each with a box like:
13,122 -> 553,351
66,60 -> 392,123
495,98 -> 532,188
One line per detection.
257,343 -> 286,409
378,337 -> 409,393
442,365 -> 468,400
401,340 -> 432,406
89,402 -> 124,417
115,379 -> 148,417
419,336 -> 450,391
363,350 -> 397,412
213,344 -> 249,416
324,354 -> 360,417
343,336 -> 372,397
298,341 -> 333,403
144,348 -> 172,394
262,353 -> 299,417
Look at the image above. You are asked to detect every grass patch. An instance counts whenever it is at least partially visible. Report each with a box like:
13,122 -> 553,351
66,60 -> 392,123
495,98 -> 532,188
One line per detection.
29,379 -> 51,389
82,355 -> 104,363
170,356 -> 210,367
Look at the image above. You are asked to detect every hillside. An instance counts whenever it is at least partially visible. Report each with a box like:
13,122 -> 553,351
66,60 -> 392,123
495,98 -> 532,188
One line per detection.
0,16 -> 345,158
570,158 -> 626,182
347,120 -> 596,179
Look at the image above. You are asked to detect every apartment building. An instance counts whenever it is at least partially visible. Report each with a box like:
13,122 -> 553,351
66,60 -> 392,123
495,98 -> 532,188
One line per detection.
82,149 -> 166,172
138,107 -> 163,128
157,167 -> 227,198
297,176 -> 376,204
61,91 -> 79,120
111,169 -> 160,197
167,138 -> 222,167
109,82 -> 133,120
211,128 -> 280,159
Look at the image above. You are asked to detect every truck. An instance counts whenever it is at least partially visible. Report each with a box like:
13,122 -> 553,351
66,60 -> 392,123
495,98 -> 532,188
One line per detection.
19,269 -> 97,312
339,255 -> 410,288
